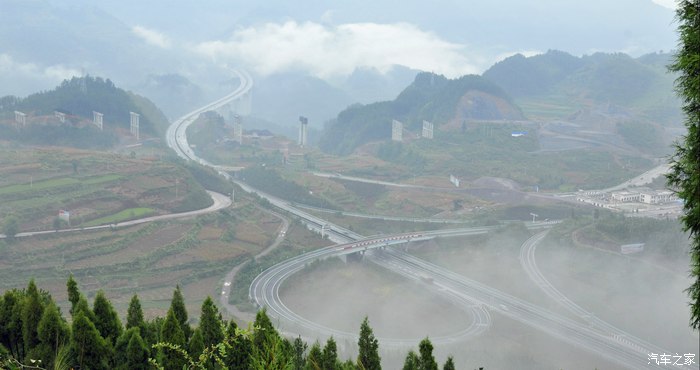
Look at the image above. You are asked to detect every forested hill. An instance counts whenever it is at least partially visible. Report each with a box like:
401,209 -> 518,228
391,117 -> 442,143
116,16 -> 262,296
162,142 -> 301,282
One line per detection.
483,50 -> 678,109
320,72 -> 524,155
0,76 -> 169,148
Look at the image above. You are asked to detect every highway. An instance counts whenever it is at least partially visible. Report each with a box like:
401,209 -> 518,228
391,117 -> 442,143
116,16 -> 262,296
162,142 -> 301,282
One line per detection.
220,206 -> 290,323
293,203 -> 473,224
250,223 -> 672,368
166,69 -> 253,163
248,231 -> 493,346
164,72 -> 682,368
519,231 -> 672,360
0,190 -> 231,239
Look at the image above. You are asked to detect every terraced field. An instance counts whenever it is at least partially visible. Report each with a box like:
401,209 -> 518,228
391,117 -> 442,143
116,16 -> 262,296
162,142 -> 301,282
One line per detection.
0,201 -> 285,319
0,145 -> 211,232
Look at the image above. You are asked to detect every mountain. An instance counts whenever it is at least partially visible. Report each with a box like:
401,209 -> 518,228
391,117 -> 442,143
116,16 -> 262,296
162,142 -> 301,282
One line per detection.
341,65 -> 419,104
483,50 -> 680,123
482,50 -> 585,97
251,73 -> 355,128
135,74 -> 205,120
0,0 -> 182,97
0,76 -> 169,148
319,72 -> 523,155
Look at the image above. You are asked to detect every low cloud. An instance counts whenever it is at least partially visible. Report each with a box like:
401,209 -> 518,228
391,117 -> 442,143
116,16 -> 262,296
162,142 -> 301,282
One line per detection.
0,54 -> 81,82
132,25 -> 171,49
651,0 -> 677,9
0,54 -> 82,96
193,21 -> 480,79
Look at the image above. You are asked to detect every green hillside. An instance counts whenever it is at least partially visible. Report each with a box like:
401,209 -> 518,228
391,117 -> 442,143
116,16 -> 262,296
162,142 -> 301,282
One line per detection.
320,73 -> 523,155
482,50 -> 585,97
483,50 -> 679,123
0,76 -> 170,148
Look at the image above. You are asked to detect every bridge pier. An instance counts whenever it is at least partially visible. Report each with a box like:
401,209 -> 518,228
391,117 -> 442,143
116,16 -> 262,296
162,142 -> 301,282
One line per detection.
345,251 -> 364,263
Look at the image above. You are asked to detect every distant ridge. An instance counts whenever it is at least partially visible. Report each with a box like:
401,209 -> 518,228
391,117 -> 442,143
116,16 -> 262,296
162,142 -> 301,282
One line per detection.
0,76 -> 169,148
483,50 -> 678,116
320,72 -> 523,155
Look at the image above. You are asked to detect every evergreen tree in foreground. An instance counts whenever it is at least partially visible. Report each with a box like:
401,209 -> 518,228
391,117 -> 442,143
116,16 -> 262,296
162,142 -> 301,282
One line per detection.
199,296 -> 224,348
188,327 -> 205,361
170,285 -> 192,340
0,290 -> 25,360
125,330 -> 149,370
224,320 -> 252,370
403,350 -> 420,370
93,290 -> 123,346
357,316 -> 381,370
21,279 -> 44,357
305,341 -> 322,370
293,336 -> 307,370
66,274 -> 80,315
36,302 -> 70,368
443,356 -> 456,370
2,277 -> 477,369
126,294 -> 145,331
668,0 -> 700,331
71,310 -> 109,370
321,336 -> 339,370
159,308 -> 186,370
115,327 -> 148,370
418,337 -> 438,370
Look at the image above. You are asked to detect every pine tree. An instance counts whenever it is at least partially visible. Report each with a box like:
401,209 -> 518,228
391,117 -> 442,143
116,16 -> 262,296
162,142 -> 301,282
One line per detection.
71,310 -> 109,370
199,296 -> 224,347
402,350 -> 420,370
225,320 -> 252,370
188,327 -> 204,361
126,294 -> 145,330
114,327 -> 144,369
418,337 -> 438,370
143,317 -> 162,348
250,331 -> 294,370
159,308 -> 186,370
252,308 -> 279,353
66,275 -> 80,315
442,356 -> 455,370
357,317 -> 381,370
21,279 -> 44,356
125,330 -> 149,370
321,337 -> 339,370
668,0 -> 700,331
36,302 -> 70,368
170,285 -> 192,340
293,336 -> 307,370
0,289 -> 25,359
305,341 -> 322,370
92,291 -> 123,345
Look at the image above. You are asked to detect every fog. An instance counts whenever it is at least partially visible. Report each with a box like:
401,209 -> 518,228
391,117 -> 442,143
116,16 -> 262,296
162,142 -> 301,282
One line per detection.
2,1 -> 698,369
278,223 -> 697,368
1,0 -> 678,121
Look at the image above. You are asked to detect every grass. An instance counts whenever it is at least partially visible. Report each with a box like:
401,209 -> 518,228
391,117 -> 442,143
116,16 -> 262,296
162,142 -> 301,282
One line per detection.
0,177 -> 80,195
515,95 -> 582,120
0,194 -> 303,321
0,146 -> 214,232
82,207 -> 156,226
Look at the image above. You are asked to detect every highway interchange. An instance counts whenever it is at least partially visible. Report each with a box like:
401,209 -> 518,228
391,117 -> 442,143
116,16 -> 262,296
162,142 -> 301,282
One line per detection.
165,71 -> 687,369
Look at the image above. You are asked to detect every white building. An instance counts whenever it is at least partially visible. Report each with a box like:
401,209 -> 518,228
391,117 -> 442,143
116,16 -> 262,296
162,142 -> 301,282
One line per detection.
392,120 -> 403,141
610,191 -> 640,203
639,190 -> 676,204
422,120 -> 434,139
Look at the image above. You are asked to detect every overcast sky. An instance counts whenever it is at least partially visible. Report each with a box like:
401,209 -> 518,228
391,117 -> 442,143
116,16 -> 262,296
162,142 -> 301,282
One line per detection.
1,0 -> 681,96
112,0 -> 680,79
